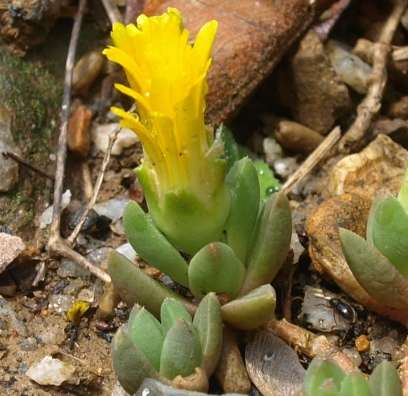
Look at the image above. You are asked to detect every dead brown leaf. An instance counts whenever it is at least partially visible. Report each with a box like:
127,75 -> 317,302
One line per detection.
143,0 -> 315,126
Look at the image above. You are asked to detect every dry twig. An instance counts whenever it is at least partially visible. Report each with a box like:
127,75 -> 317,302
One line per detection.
101,0 -> 123,25
282,126 -> 341,194
264,319 -> 358,374
48,0 -> 111,284
338,0 -> 408,153
67,125 -> 122,246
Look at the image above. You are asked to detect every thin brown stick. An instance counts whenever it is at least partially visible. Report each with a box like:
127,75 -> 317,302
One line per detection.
49,0 -> 87,238
338,0 -> 408,153
47,0 -> 111,284
282,126 -> 341,194
3,152 -> 55,180
264,318 -> 358,374
67,125 -> 122,246
101,0 -> 123,25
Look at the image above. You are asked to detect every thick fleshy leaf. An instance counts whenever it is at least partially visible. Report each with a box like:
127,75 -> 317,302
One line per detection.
302,358 -> 345,396
253,160 -> 281,201
188,242 -> 245,300
108,250 -> 197,318
160,318 -> 203,380
225,157 -> 260,263
218,124 -> 247,171
239,191 -> 292,296
366,194 -> 408,277
221,284 -> 276,330
397,165 -> 408,213
161,298 -> 192,337
193,293 -> 223,376
339,372 -> 371,396
317,379 -> 341,396
123,200 -> 190,287
127,305 -> 164,371
369,361 -> 402,396
111,325 -> 170,394
339,228 -> 408,310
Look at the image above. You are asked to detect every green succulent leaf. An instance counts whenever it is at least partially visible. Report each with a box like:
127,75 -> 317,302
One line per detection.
108,250 -> 196,318
253,159 -> 281,201
239,191 -> 292,296
161,298 -> 192,337
369,361 -> 402,396
160,318 -> 203,380
317,379 -> 341,396
188,242 -> 246,300
123,200 -> 190,287
192,293 -> 223,376
339,228 -> 408,309
339,371 -> 372,396
111,325 -> 170,394
302,357 -> 345,396
127,305 -> 164,371
397,165 -> 408,213
221,284 -> 276,330
365,194 -> 408,277
225,157 -> 260,263
217,124 -> 247,171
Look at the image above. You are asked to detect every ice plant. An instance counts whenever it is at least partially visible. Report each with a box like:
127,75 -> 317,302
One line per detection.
105,12 -> 292,393
339,165 -> 408,309
112,294 -> 223,394
103,8 -> 230,255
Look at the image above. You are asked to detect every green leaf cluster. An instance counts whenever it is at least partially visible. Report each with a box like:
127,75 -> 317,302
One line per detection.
339,165 -> 408,309
301,357 -> 402,396
112,294 -> 222,395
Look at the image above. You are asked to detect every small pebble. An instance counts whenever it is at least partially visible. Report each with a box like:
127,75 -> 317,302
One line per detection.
63,278 -> 86,296
48,294 -> 75,314
39,190 -> 71,229
20,337 -> 37,352
262,137 -> 283,165
91,123 -> 139,155
26,356 -> 75,386
57,258 -> 91,279
273,157 -> 298,179
72,50 -> 105,96
0,233 -> 25,274
355,334 -> 370,352
375,336 -> 398,355
116,242 -> 137,262
342,348 -> 362,367
67,105 -> 92,158
326,40 -> 372,94
276,120 -> 324,153
0,296 -> 27,336
93,197 -> 130,223
77,288 -> 94,303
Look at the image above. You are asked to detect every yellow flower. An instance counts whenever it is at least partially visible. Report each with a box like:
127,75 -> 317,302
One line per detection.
103,8 -> 231,255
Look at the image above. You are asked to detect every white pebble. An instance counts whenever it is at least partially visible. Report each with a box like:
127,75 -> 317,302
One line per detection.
116,242 -> 137,262
26,356 -> 75,386
91,123 -> 139,155
326,40 -> 372,94
39,190 -> 71,229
